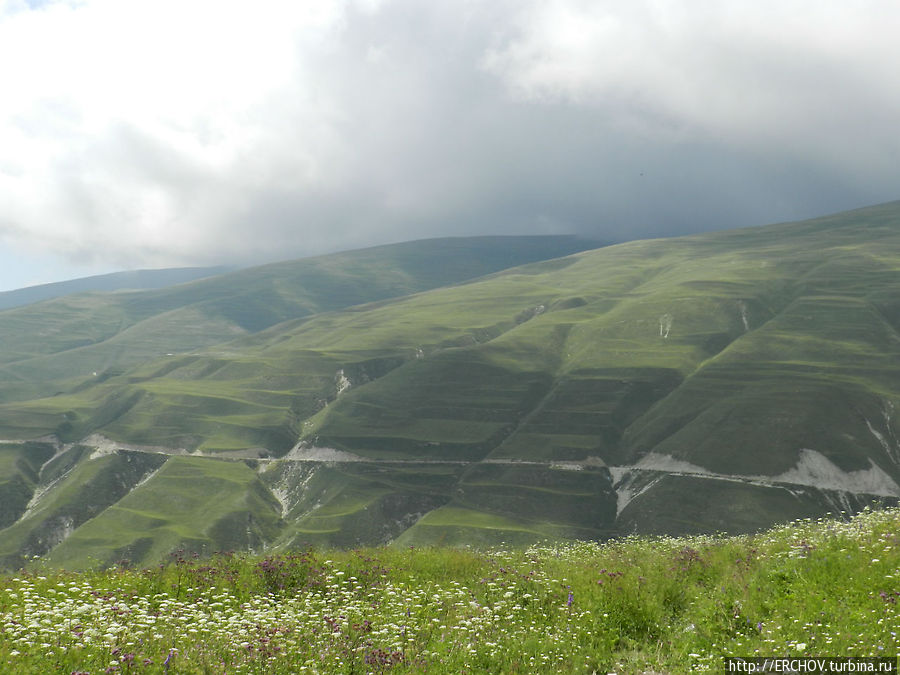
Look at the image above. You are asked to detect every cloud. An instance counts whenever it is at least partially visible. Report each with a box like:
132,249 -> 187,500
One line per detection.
0,0 -> 898,276
0,0 -> 351,265
482,1 -> 900,168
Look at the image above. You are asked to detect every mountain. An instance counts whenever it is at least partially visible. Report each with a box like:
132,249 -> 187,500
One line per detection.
0,266 -> 234,311
0,236 -> 599,406
1,205 -> 899,568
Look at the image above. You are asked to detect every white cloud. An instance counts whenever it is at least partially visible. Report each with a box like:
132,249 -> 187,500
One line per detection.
0,0 -> 898,281
483,1 -> 900,154
0,0 -> 352,265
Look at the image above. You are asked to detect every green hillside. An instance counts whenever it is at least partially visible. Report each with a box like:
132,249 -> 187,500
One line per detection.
0,235 -> 596,406
0,266 -> 232,311
1,204 -> 900,567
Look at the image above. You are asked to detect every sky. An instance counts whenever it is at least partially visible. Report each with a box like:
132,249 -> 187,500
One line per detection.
1,0 -> 899,291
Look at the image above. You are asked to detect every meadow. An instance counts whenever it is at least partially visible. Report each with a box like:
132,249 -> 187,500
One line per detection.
0,507 -> 897,674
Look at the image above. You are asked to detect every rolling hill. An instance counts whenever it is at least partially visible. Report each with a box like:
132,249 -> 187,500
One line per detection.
1,205 -> 899,568
0,266 -> 233,311
0,236 -> 597,406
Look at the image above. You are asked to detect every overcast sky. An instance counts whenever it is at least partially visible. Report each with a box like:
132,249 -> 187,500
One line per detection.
1,0 -> 898,291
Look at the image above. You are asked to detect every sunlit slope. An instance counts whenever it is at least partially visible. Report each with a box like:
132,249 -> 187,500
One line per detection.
294,201 -> 900,540
301,203 -> 900,462
0,236 -> 596,405
2,203 -> 900,561
7,204 -> 900,463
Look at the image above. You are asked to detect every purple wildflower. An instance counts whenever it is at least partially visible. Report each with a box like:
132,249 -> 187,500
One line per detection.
163,649 -> 176,673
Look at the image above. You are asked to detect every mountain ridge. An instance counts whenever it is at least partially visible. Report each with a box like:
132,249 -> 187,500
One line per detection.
0,266 -> 235,311
1,204 -> 899,567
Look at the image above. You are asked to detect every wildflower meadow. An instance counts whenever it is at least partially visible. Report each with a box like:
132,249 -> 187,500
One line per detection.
1,508 -> 898,673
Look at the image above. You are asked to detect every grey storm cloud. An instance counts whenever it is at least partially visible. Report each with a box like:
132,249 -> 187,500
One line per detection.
1,0 -> 898,272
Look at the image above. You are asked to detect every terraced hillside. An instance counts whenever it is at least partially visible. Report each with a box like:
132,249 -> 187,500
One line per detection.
0,236 -> 595,406
2,204 -> 900,568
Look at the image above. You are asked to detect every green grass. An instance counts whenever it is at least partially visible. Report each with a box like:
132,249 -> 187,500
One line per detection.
43,456 -> 282,570
262,462 -> 460,550
0,236 -> 597,404
0,507 -> 897,673
0,451 -> 168,570
0,442 -> 54,529
3,204 -> 900,561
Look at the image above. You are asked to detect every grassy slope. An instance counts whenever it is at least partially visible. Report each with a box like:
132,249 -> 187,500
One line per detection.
2,204 -> 900,563
0,236 -> 598,405
0,508 -> 897,673
252,202 -> 899,544
0,448 -> 167,569
0,266 -> 232,311
0,442 -> 55,529
45,455 -> 282,569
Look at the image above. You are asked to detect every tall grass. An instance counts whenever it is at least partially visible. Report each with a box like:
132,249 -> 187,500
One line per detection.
1,508 -> 897,673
